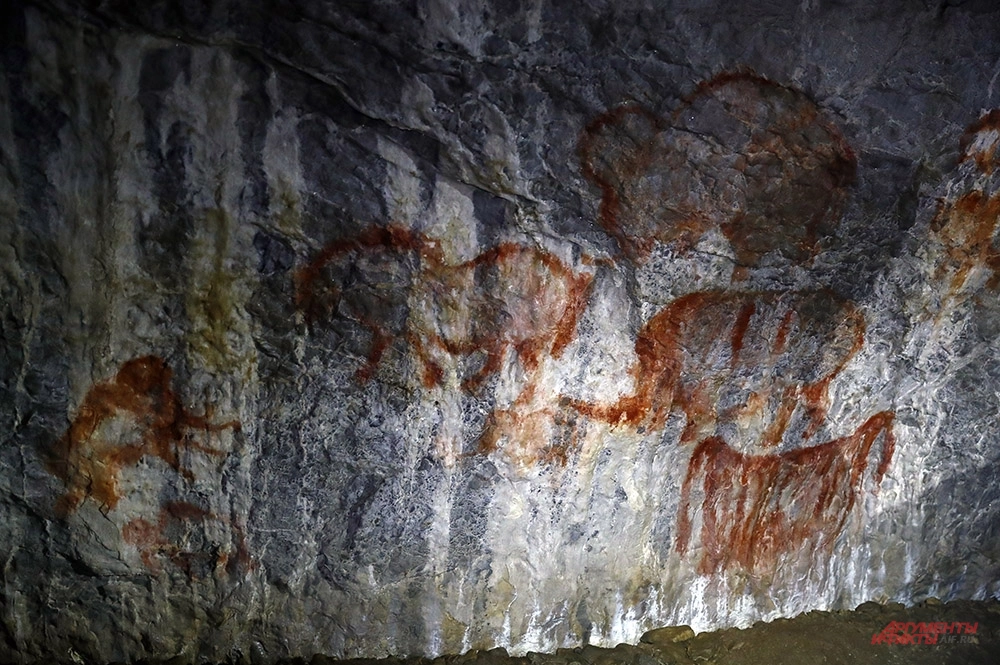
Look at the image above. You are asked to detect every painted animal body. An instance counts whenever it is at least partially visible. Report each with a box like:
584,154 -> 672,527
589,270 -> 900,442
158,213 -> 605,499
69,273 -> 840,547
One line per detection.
46,355 -> 240,516
676,411 -> 895,576
571,289 -> 864,448
296,225 -> 595,392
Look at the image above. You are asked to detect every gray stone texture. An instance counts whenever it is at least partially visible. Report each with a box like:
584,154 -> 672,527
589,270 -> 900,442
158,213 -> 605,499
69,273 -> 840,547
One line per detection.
1,0 -> 999,662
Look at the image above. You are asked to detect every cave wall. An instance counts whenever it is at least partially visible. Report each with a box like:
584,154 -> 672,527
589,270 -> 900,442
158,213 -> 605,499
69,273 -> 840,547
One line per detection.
2,0 -> 1000,662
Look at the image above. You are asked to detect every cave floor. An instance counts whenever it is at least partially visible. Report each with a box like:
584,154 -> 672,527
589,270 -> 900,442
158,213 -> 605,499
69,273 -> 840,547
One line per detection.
307,598 -> 1000,665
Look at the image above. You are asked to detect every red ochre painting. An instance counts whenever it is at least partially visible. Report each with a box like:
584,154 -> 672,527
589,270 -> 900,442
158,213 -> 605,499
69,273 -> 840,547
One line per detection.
579,71 -> 857,269
676,411 -> 894,576
293,72 -> 973,576
574,71 -> 896,575
44,355 -> 245,576
296,224 -> 596,465
959,109 -> 1000,176
569,289 -> 866,446
929,110 -> 1000,301
122,501 -> 254,578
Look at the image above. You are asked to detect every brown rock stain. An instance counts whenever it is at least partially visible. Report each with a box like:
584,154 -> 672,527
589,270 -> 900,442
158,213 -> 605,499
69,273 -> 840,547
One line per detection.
676,411 -> 894,576
187,208 -> 248,372
44,356 -> 241,516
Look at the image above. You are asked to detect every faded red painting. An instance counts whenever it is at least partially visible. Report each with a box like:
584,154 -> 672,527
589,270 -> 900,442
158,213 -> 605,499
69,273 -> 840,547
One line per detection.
959,108 -> 1000,175
297,226 -> 594,389
579,71 -> 856,267
296,225 -> 595,465
477,381 -> 586,467
46,355 -> 239,515
122,501 -> 254,578
570,289 -> 865,446
928,109 -> 1000,300
44,356 -> 245,576
574,71 -> 894,575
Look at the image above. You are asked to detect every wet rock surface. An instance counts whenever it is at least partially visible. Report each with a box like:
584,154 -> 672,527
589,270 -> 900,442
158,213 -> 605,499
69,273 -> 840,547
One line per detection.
2,0 -> 1000,663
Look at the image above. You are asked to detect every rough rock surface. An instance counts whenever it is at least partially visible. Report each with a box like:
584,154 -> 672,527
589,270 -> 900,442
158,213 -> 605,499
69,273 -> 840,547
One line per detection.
313,599 -> 1000,665
1,0 -> 1000,663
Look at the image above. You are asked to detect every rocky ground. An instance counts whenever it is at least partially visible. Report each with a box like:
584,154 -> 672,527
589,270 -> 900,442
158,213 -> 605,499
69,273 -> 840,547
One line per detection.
301,598 -> 1000,665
